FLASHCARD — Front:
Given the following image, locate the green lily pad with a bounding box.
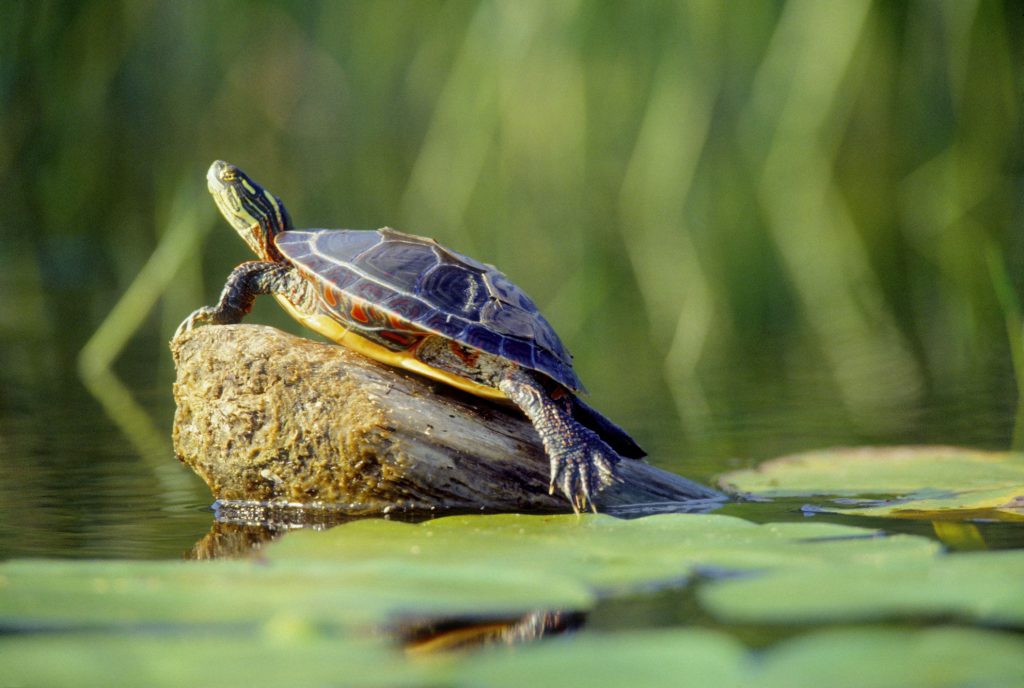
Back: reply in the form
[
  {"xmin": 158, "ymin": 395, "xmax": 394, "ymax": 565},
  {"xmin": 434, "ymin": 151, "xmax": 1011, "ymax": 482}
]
[
  {"xmin": 2, "ymin": 513, "xmax": 1023, "ymax": 686},
  {"xmin": 0, "ymin": 514, "xmax": 937, "ymax": 630},
  {"xmin": 0, "ymin": 556, "xmax": 592, "ymax": 629},
  {"xmin": 753, "ymin": 627, "xmax": 1024, "ymax": 688},
  {"xmin": 452, "ymin": 627, "xmax": 1024, "ymax": 688},
  {"xmin": 453, "ymin": 629, "xmax": 746, "ymax": 687},
  {"xmin": 6, "ymin": 624, "xmax": 1022, "ymax": 688},
  {"xmin": 718, "ymin": 446, "xmax": 1024, "ymax": 519},
  {"xmin": 1, "ymin": 633, "xmax": 429, "ymax": 688},
  {"xmin": 264, "ymin": 513, "xmax": 943, "ymax": 592},
  {"xmin": 699, "ymin": 549, "xmax": 1024, "ymax": 626}
]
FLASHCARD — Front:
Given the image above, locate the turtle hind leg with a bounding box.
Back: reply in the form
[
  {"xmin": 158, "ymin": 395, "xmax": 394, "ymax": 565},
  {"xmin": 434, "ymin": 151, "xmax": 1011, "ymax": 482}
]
[
  {"xmin": 174, "ymin": 260, "xmax": 309, "ymax": 338},
  {"xmin": 570, "ymin": 396, "xmax": 646, "ymax": 460},
  {"xmin": 498, "ymin": 368, "xmax": 621, "ymax": 513}
]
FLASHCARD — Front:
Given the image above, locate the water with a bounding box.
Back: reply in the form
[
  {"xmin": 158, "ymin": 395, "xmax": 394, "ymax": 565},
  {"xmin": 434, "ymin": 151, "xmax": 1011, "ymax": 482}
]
[
  {"xmin": 1, "ymin": 337, "xmax": 1019, "ymax": 561},
  {"xmin": 0, "ymin": 376, "xmax": 212, "ymax": 560}
]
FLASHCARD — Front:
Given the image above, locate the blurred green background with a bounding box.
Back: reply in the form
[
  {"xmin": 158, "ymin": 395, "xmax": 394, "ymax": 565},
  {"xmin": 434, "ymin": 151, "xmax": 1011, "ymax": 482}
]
[{"xmin": 1, "ymin": 1, "xmax": 1022, "ymax": 557}]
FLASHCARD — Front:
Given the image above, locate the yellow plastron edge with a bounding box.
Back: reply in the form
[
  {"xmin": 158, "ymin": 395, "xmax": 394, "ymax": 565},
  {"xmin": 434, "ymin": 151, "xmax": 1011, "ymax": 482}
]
[{"xmin": 273, "ymin": 294, "xmax": 507, "ymax": 401}]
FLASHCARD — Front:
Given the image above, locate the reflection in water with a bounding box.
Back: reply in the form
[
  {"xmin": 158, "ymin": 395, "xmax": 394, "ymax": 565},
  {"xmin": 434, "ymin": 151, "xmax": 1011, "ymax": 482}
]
[
  {"xmin": 76, "ymin": 184, "xmax": 212, "ymax": 498},
  {"xmin": 187, "ymin": 501, "xmax": 448, "ymax": 560},
  {"xmin": 188, "ymin": 509, "xmax": 590, "ymax": 656},
  {"xmin": 931, "ymin": 521, "xmax": 989, "ymax": 552},
  {"xmin": 604, "ymin": 498, "xmax": 728, "ymax": 519},
  {"xmin": 187, "ymin": 521, "xmax": 283, "ymax": 560},
  {"xmin": 185, "ymin": 503, "xmax": 372, "ymax": 560},
  {"xmin": 400, "ymin": 611, "xmax": 586, "ymax": 655}
]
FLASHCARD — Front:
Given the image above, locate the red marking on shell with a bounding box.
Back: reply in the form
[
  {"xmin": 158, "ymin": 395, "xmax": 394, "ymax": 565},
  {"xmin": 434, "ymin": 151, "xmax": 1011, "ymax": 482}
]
[
  {"xmin": 350, "ymin": 303, "xmax": 369, "ymax": 323},
  {"xmin": 388, "ymin": 314, "xmax": 424, "ymax": 333},
  {"xmin": 322, "ymin": 285, "xmax": 338, "ymax": 308}
]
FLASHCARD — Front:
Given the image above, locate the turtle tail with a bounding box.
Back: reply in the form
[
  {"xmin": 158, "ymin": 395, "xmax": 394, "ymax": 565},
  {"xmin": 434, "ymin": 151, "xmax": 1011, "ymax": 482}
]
[{"xmin": 570, "ymin": 397, "xmax": 646, "ymax": 460}]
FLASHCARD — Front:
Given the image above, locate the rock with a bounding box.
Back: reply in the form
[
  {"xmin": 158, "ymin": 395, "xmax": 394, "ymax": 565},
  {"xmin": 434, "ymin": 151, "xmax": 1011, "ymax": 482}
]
[{"xmin": 171, "ymin": 325, "xmax": 724, "ymax": 514}]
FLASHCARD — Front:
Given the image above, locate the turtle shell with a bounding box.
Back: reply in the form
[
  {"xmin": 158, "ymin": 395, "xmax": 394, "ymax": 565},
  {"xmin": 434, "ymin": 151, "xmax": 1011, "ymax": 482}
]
[{"xmin": 276, "ymin": 227, "xmax": 584, "ymax": 392}]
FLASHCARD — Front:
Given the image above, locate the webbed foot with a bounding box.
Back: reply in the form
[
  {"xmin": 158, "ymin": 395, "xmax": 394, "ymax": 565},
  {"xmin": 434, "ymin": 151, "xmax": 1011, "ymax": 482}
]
[
  {"xmin": 498, "ymin": 368, "xmax": 627, "ymax": 513},
  {"xmin": 548, "ymin": 428, "xmax": 622, "ymax": 513}
]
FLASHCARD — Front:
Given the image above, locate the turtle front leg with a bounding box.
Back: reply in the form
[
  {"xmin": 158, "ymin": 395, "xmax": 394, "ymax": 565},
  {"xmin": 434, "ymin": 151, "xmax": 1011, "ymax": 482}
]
[
  {"xmin": 174, "ymin": 261, "xmax": 311, "ymax": 338},
  {"xmin": 498, "ymin": 368, "xmax": 621, "ymax": 513}
]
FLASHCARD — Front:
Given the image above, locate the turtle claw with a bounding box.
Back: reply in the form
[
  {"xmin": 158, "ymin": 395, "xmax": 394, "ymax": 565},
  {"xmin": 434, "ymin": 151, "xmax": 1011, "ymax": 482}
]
[
  {"xmin": 174, "ymin": 310, "xmax": 201, "ymax": 340},
  {"xmin": 173, "ymin": 307, "xmax": 220, "ymax": 340},
  {"xmin": 548, "ymin": 430, "xmax": 621, "ymax": 514},
  {"xmin": 174, "ymin": 295, "xmax": 253, "ymax": 339},
  {"xmin": 497, "ymin": 369, "xmax": 634, "ymax": 514},
  {"xmin": 173, "ymin": 261, "xmax": 272, "ymax": 340}
]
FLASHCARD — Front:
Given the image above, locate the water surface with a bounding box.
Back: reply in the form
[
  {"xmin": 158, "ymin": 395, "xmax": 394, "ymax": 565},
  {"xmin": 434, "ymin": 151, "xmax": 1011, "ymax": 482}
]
[{"xmin": 1, "ymin": 338, "xmax": 1017, "ymax": 560}]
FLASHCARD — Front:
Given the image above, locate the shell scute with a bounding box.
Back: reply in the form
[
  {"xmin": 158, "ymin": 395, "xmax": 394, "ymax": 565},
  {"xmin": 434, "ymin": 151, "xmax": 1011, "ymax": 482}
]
[
  {"xmin": 481, "ymin": 300, "xmax": 538, "ymax": 336},
  {"xmin": 358, "ymin": 239, "xmax": 432, "ymax": 287},
  {"xmin": 315, "ymin": 262, "xmax": 358, "ymax": 291},
  {"xmin": 277, "ymin": 228, "xmax": 581, "ymax": 390},
  {"xmin": 316, "ymin": 229, "xmax": 382, "ymax": 258},
  {"xmin": 349, "ymin": 278, "xmax": 388, "ymax": 303},
  {"xmin": 533, "ymin": 325, "xmax": 570, "ymax": 361},
  {"xmin": 418, "ymin": 309, "xmax": 454, "ymax": 333},
  {"xmin": 488, "ymin": 273, "xmax": 537, "ymax": 311},
  {"xmin": 534, "ymin": 349, "xmax": 567, "ymax": 380},
  {"xmin": 419, "ymin": 263, "xmax": 488, "ymax": 317},
  {"xmin": 383, "ymin": 294, "xmax": 430, "ymax": 321},
  {"xmin": 499, "ymin": 337, "xmax": 535, "ymax": 368},
  {"xmin": 463, "ymin": 324, "xmax": 505, "ymax": 354}
]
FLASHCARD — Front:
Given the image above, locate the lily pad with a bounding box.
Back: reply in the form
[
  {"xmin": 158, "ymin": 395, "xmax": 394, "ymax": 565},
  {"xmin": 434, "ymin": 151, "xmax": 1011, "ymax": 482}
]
[
  {"xmin": 264, "ymin": 512, "xmax": 942, "ymax": 592},
  {"xmin": 5, "ymin": 623, "xmax": 1022, "ymax": 688},
  {"xmin": 0, "ymin": 556, "xmax": 593, "ymax": 629},
  {"xmin": 2, "ymin": 512, "xmax": 1023, "ymax": 686},
  {"xmin": 718, "ymin": 446, "xmax": 1024, "ymax": 519},
  {"xmin": 0, "ymin": 514, "xmax": 937, "ymax": 630},
  {"xmin": 753, "ymin": 627, "xmax": 1024, "ymax": 688},
  {"xmin": 453, "ymin": 629, "xmax": 746, "ymax": 687},
  {"xmin": 1, "ymin": 633, "xmax": 427, "ymax": 688},
  {"xmin": 770, "ymin": 630, "xmax": 1024, "ymax": 688},
  {"xmin": 699, "ymin": 549, "xmax": 1024, "ymax": 626},
  {"xmin": 452, "ymin": 627, "xmax": 1024, "ymax": 688}
]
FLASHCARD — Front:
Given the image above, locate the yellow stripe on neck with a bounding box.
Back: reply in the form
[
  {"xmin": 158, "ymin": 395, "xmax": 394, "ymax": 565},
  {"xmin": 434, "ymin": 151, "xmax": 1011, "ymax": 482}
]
[{"xmin": 274, "ymin": 295, "xmax": 506, "ymax": 400}]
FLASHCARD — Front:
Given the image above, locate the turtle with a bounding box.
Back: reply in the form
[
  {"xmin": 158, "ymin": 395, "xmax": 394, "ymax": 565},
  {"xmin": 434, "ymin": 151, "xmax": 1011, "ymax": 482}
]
[{"xmin": 175, "ymin": 160, "xmax": 644, "ymax": 511}]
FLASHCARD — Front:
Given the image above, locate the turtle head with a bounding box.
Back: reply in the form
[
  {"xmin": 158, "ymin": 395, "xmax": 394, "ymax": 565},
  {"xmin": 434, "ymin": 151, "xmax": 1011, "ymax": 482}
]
[{"xmin": 207, "ymin": 161, "xmax": 292, "ymax": 262}]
